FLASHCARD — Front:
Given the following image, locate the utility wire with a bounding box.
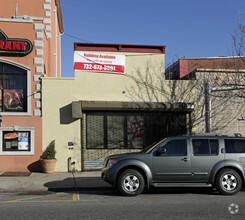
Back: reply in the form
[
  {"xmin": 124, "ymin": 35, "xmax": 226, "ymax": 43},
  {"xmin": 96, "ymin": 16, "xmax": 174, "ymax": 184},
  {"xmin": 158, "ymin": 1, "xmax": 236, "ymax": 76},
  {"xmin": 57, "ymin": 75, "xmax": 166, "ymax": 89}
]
[{"xmin": 63, "ymin": 33, "xmax": 93, "ymax": 43}]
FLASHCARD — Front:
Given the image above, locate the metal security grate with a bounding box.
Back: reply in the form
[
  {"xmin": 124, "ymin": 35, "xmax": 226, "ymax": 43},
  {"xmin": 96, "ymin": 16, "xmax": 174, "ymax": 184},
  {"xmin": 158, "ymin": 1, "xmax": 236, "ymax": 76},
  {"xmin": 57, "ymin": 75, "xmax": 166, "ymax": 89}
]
[
  {"xmin": 86, "ymin": 111, "xmax": 188, "ymax": 149},
  {"xmin": 87, "ymin": 114, "xmax": 104, "ymax": 149},
  {"xmin": 107, "ymin": 115, "xmax": 125, "ymax": 149}
]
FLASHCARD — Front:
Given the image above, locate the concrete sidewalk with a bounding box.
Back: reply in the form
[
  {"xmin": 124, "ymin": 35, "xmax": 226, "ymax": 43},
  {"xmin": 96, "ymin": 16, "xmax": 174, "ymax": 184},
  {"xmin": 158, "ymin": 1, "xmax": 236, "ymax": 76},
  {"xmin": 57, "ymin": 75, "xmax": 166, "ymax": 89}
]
[{"xmin": 0, "ymin": 171, "xmax": 111, "ymax": 192}]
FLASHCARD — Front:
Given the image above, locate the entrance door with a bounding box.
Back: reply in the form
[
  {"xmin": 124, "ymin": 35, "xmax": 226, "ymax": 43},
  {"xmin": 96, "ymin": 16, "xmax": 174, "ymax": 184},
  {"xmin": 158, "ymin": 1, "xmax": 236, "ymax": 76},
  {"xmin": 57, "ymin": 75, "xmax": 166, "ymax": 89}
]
[
  {"xmin": 190, "ymin": 138, "xmax": 224, "ymax": 182},
  {"xmin": 152, "ymin": 139, "xmax": 192, "ymax": 182}
]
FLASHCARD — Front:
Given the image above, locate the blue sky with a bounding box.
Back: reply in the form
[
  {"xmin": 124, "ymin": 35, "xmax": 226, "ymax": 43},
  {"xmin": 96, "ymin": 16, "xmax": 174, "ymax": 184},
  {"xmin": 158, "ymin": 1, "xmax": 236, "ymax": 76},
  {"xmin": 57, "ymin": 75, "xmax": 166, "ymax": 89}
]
[{"xmin": 60, "ymin": 0, "xmax": 245, "ymax": 77}]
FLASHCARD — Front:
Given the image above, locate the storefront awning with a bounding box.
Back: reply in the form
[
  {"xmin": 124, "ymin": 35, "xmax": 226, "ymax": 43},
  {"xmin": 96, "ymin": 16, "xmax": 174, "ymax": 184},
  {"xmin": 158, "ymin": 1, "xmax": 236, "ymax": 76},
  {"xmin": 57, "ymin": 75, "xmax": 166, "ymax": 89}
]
[{"xmin": 72, "ymin": 101, "xmax": 194, "ymax": 119}]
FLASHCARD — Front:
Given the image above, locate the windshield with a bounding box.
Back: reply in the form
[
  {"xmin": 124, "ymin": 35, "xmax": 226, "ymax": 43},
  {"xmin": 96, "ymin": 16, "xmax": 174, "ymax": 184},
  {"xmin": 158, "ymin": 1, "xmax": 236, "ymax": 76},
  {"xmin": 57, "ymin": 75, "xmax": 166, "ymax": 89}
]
[{"xmin": 141, "ymin": 139, "xmax": 166, "ymax": 154}]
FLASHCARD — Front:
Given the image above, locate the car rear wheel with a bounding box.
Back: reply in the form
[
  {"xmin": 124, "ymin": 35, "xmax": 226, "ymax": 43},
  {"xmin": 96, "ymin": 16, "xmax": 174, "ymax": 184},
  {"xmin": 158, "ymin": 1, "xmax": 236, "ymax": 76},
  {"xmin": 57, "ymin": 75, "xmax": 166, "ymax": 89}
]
[
  {"xmin": 215, "ymin": 169, "xmax": 242, "ymax": 195},
  {"xmin": 117, "ymin": 169, "xmax": 145, "ymax": 196}
]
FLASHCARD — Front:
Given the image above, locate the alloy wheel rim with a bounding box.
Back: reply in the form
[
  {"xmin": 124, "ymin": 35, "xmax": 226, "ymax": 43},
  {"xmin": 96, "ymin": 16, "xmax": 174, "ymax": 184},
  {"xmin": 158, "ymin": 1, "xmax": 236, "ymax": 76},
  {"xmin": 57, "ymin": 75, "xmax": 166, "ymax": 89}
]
[
  {"xmin": 221, "ymin": 174, "xmax": 237, "ymax": 191},
  {"xmin": 123, "ymin": 175, "xmax": 140, "ymax": 192}
]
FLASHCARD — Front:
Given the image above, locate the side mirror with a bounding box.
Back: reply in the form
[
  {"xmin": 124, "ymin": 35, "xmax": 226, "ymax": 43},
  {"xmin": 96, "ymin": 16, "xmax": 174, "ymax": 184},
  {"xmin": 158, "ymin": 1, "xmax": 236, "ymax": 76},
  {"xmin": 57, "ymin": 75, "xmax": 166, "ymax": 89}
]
[{"xmin": 156, "ymin": 147, "xmax": 166, "ymax": 156}]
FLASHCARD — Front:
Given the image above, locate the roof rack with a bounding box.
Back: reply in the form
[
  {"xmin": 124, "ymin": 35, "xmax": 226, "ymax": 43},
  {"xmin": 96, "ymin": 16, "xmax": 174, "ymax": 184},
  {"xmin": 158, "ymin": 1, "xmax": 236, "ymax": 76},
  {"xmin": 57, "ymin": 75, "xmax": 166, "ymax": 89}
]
[{"xmin": 189, "ymin": 133, "xmax": 243, "ymax": 137}]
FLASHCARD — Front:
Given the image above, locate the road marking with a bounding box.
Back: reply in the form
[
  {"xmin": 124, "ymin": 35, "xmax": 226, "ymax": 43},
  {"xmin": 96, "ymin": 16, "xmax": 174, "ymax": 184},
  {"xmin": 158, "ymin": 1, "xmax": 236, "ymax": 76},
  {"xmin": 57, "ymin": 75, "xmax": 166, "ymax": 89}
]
[
  {"xmin": 0, "ymin": 192, "xmax": 66, "ymax": 204},
  {"xmin": 77, "ymin": 192, "xmax": 80, "ymax": 201},
  {"xmin": 72, "ymin": 192, "xmax": 80, "ymax": 201},
  {"xmin": 0, "ymin": 200, "xmax": 74, "ymax": 203},
  {"xmin": 0, "ymin": 192, "xmax": 98, "ymax": 204},
  {"xmin": 0, "ymin": 199, "xmax": 98, "ymax": 204},
  {"xmin": 72, "ymin": 192, "xmax": 77, "ymax": 201}
]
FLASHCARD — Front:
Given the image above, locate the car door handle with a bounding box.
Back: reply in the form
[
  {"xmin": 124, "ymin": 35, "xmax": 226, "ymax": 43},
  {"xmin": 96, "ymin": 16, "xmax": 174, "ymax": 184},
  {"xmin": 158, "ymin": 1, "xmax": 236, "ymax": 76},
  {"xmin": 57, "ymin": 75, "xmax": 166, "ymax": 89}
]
[{"xmin": 181, "ymin": 157, "xmax": 190, "ymax": 162}]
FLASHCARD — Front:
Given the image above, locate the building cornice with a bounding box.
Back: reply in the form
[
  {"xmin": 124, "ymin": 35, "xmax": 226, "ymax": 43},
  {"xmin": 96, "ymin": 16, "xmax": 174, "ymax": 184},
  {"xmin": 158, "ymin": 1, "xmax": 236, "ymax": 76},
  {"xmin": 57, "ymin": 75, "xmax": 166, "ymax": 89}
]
[{"xmin": 74, "ymin": 42, "xmax": 166, "ymax": 54}]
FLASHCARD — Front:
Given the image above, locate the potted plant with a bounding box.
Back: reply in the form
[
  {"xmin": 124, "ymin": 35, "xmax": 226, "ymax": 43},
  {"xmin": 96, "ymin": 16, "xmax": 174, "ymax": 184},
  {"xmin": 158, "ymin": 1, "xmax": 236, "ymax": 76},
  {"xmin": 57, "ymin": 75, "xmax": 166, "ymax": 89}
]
[{"xmin": 40, "ymin": 140, "xmax": 57, "ymax": 174}]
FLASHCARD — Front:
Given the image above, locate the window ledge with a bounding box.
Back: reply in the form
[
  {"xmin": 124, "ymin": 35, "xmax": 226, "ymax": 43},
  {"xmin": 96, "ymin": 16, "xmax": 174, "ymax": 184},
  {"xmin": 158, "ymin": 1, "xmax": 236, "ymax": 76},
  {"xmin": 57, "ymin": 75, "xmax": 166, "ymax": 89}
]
[{"xmin": 0, "ymin": 112, "xmax": 31, "ymax": 116}]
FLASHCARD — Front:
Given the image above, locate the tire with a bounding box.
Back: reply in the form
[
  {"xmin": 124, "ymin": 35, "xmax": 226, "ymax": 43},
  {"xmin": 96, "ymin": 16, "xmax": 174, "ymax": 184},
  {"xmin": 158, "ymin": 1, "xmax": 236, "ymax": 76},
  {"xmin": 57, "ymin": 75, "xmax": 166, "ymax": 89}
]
[
  {"xmin": 117, "ymin": 169, "xmax": 145, "ymax": 196},
  {"xmin": 215, "ymin": 169, "xmax": 242, "ymax": 195}
]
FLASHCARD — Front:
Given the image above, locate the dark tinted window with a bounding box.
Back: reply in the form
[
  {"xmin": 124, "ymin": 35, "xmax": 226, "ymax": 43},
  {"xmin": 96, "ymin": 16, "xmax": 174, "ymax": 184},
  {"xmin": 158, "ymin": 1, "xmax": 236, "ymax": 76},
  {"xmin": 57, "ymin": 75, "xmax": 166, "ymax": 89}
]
[
  {"xmin": 225, "ymin": 139, "xmax": 245, "ymax": 153},
  {"xmin": 161, "ymin": 139, "xmax": 187, "ymax": 156},
  {"xmin": 4, "ymin": 63, "xmax": 26, "ymax": 74},
  {"xmin": 193, "ymin": 139, "xmax": 219, "ymax": 155}
]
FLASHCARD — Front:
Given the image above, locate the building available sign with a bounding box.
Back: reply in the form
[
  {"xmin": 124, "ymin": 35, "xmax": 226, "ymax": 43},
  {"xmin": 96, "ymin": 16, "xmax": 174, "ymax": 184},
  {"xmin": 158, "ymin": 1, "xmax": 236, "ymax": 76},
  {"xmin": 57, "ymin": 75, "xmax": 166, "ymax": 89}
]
[
  {"xmin": 0, "ymin": 30, "xmax": 33, "ymax": 56},
  {"xmin": 74, "ymin": 51, "xmax": 125, "ymax": 74}
]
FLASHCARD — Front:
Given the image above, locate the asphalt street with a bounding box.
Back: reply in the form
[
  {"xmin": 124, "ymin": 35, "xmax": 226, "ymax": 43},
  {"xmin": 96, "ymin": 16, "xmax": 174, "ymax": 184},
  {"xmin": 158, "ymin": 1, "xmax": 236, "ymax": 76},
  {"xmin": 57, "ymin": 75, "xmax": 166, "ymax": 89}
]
[{"xmin": 0, "ymin": 187, "xmax": 244, "ymax": 220}]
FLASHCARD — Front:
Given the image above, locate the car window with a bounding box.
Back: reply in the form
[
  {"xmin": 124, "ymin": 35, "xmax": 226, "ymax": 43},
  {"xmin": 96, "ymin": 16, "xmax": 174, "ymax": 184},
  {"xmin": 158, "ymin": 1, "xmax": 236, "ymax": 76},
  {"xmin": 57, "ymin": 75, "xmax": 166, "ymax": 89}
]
[
  {"xmin": 160, "ymin": 139, "xmax": 187, "ymax": 156},
  {"xmin": 210, "ymin": 139, "xmax": 219, "ymax": 154},
  {"xmin": 225, "ymin": 139, "xmax": 245, "ymax": 153},
  {"xmin": 192, "ymin": 139, "xmax": 219, "ymax": 156}
]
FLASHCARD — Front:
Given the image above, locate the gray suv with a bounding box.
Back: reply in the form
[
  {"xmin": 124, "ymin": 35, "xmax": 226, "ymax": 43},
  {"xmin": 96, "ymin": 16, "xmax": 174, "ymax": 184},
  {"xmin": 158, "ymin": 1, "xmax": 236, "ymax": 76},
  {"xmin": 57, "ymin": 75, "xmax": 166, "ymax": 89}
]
[{"xmin": 101, "ymin": 133, "xmax": 245, "ymax": 196}]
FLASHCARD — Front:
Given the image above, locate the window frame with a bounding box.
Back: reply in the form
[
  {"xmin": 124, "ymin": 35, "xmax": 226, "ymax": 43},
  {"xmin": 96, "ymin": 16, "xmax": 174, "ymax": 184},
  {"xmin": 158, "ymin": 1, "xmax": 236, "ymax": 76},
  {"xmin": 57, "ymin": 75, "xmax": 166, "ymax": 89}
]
[
  {"xmin": 0, "ymin": 59, "xmax": 31, "ymax": 116},
  {"xmin": 0, "ymin": 127, "xmax": 34, "ymax": 155}
]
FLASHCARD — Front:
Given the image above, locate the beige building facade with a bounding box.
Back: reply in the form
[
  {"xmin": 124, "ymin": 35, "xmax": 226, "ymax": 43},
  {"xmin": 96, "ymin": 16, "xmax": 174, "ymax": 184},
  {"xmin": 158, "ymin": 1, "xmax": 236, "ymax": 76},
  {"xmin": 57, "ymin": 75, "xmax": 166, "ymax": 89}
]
[{"xmin": 42, "ymin": 43, "xmax": 196, "ymax": 172}]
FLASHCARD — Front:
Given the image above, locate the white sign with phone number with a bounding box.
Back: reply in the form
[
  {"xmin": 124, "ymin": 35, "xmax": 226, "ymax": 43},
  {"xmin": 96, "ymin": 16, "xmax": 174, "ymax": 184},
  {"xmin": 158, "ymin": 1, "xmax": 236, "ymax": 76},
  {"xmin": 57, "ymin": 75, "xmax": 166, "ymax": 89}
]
[{"xmin": 74, "ymin": 51, "xmax": 125, "ymax": 74}]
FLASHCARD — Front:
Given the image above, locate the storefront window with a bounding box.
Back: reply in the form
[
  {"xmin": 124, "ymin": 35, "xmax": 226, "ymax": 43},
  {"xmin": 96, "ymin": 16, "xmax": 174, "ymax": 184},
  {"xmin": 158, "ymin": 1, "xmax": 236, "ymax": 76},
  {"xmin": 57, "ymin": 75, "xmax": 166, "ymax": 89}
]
[
  {"xmin": 0, "ymin": 62, "xmax": 27, "ymax": 112},
  {"xmin": 86, "ymin": 112, "xmax": 187, "ymax": 149}
]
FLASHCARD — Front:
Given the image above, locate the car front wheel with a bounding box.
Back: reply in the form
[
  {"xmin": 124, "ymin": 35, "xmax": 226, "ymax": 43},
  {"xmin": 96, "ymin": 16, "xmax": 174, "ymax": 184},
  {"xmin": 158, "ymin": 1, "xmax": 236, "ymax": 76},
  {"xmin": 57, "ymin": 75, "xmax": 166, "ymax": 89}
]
[
  {"xmin": 117, "ymin": 169, "xmax": 145, "ymax": 196},
  {"xmin": 215, "ymin": 169, "xmax": 242, "ymax": 195}
]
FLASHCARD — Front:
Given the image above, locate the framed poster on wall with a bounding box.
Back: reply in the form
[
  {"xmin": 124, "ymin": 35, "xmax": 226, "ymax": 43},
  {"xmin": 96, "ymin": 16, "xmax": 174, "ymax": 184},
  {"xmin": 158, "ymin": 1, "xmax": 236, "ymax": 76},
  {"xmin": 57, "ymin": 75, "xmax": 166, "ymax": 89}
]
[
  {"xmin": 18, "ymin": 132, "xmax": 29, "ymax": 150},
  {"xmin": 3, "ymin": 131, "xmax": 30, "ymax": 151},
  {"xmin": 3, "ymin": 89, "xmax": 24, "ymax": 111}
]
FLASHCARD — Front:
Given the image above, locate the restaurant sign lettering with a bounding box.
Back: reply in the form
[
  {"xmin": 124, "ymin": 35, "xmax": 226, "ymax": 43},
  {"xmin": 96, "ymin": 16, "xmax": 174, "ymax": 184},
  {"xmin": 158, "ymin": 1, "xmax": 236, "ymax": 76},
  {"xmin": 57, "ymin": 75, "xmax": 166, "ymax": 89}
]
[{"xmin": 0, "ymin": 30, "xmax": 33, "ymax": 56}]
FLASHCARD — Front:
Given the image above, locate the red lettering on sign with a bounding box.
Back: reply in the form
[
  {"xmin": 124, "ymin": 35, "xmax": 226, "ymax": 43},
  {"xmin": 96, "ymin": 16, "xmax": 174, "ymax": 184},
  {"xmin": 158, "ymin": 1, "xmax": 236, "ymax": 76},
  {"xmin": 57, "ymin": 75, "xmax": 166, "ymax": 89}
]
[
  {"xmin": 4, "ymin": 41, "xmax": 12, "ymax": 50},
  {"xmin": 20, "ymin": 42, "xmax": 26, "ymax": 50},
  {"xmin": 12, "ymin": 41, "xmax": 21, "ymax": 50},
  {"xmin": 0, "ymin": 41, "xmax": 4, "ymax": 49},
  {"xmin": 0, "ymin": 30, "xmax": 33, "ymax": 55}
]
